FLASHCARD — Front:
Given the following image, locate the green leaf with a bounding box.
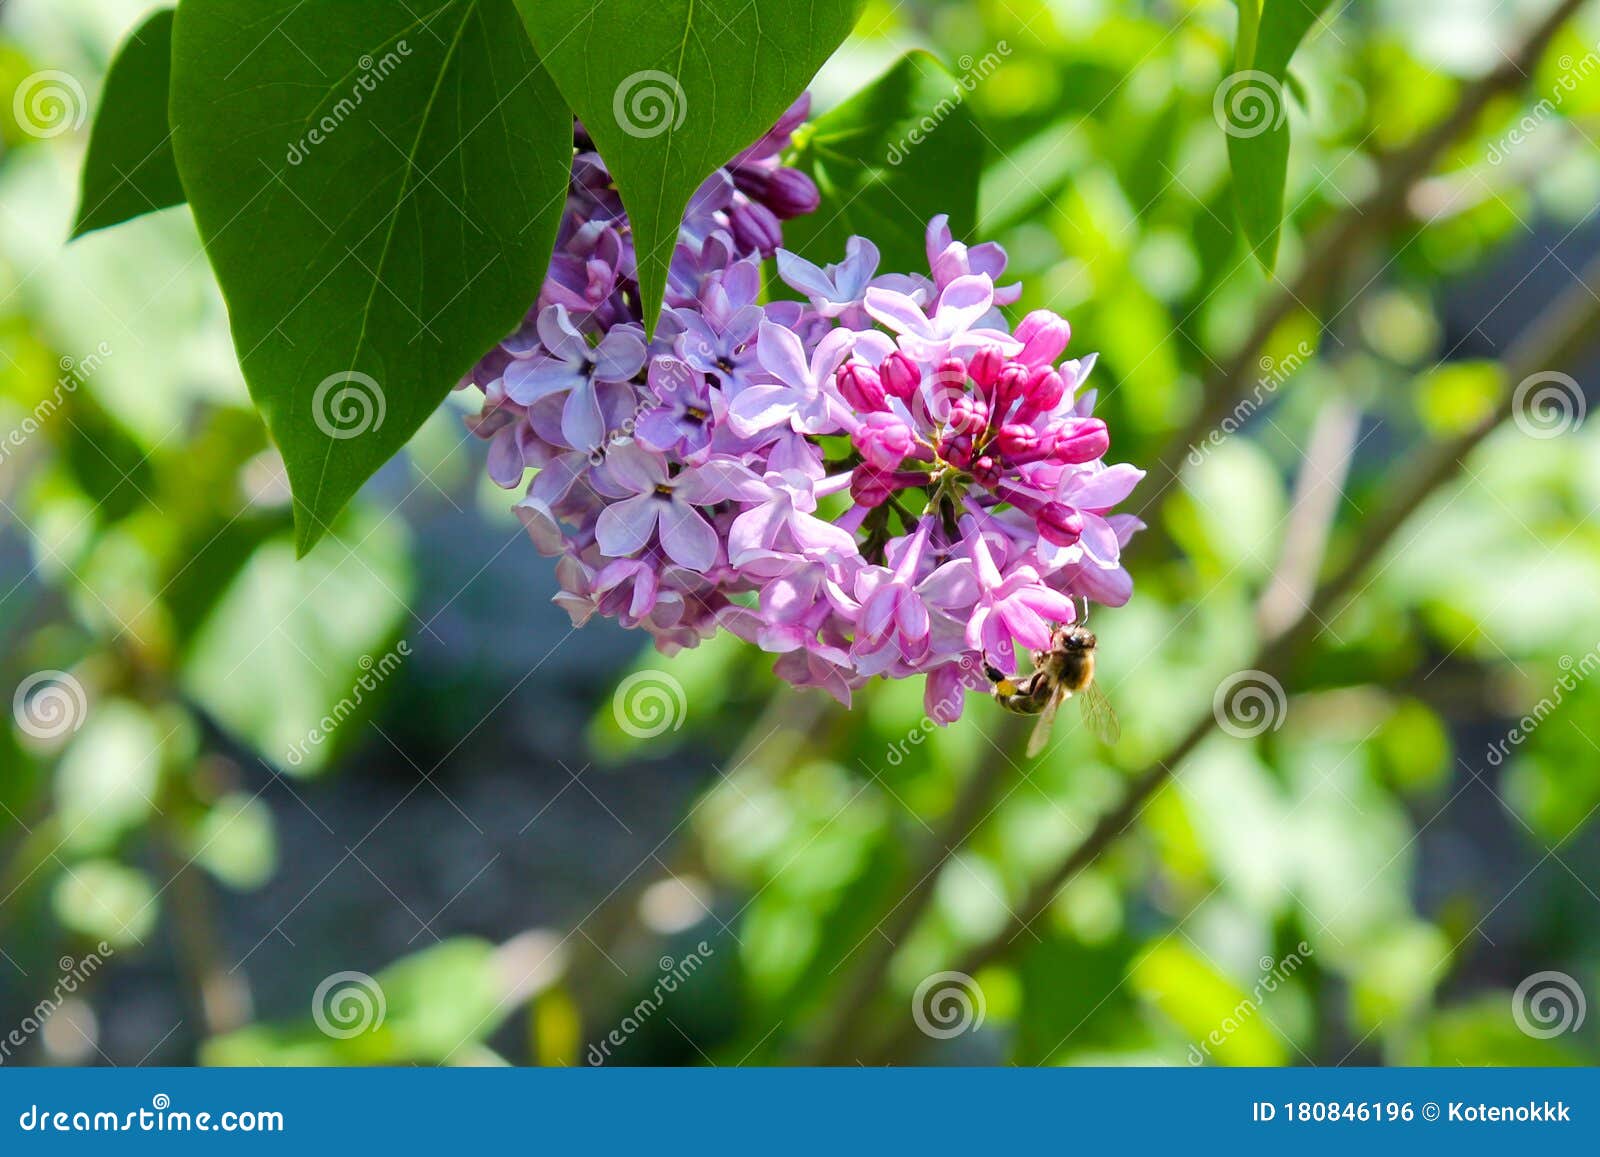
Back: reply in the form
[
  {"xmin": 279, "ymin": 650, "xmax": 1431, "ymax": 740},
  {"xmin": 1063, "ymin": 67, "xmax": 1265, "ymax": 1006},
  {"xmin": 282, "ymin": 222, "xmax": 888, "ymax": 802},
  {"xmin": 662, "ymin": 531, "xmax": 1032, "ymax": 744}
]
[
  {"xmin": 513, "ymin": 0, "xmax": 862, "ymax": 334},
  {"xmin": 178, "ymin": 508, "xmax": 412, "ymax": 774},
  {"xmin": 1223, "ymin": 0, "xmax": 1332, "ymax": 271},
  {"xmin": 782, "ymin": 52, "xmax": 985, "ymax": 278},
  {"xmin": 72, "ymin": 8, "xmax": 185, "ymax": 238},
  {"xmin": 170, "ymin": 0, "xmax": 573, "ymax": 555}
]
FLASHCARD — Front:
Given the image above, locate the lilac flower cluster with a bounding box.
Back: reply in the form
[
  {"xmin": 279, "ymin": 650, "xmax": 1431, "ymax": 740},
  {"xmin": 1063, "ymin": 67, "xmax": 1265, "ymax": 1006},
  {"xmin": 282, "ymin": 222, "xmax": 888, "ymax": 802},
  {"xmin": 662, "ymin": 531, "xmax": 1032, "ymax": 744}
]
[{"xmin": 465, "ymin": 97, "xmax": 1143, "ymax": 723}]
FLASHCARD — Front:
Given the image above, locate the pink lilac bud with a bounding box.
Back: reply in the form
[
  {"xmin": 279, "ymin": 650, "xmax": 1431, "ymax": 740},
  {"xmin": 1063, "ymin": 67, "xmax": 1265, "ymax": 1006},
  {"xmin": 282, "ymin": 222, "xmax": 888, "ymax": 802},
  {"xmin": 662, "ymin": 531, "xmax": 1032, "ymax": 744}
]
[
  {"xmin": 939, "ymin": 432, "xmax": 974, "ymax": 469},
  {"xmin": 967, "ymin": 345, "xmax": 1006, "ymax": 391},
  {"xmin": 991, "ymin": 363, "xmax": 1032, "ymax": 419},
  {"xmin": 1014, "ymin": 310, "xmax": 1071, "ymax": 367},
  {"xmin": 851, "ymin": 465, "xmax": 895, "ymax": 508},
  {"xmin": 1025, "ymin": 367, "xmax": 1066, "ymax": 413},
  {"xmin": 971, "ymin": 455, "xmax": 1002, "ymax": 488},
  {"xmin": 836, "ymin": 362, "xmax": 887, "ymax": 412},
  {"xmin": 1035, "ymin": 503, "xmax": 1085, "ymax": 547},
  {"xmin": 880, "ymin": 351, "xmax": 922, "ymax": 400},
  {"xmin": 997, "ymin": 423, "xmax": 1050, "ymax": 462},
  {"xmin": 947, "ymin": 396, "xmax": 989, "ymax": 436},
  {"xmin": 853, "ymin": 411, "xmax": 915, "ymax": 469},
  {"xmin": 931, "ymin": 356, "xmax": 969, "ymax": 392},
  {"xmin": 1051, "ymin": 417, "xmax": 1110, "ymax": 464}
]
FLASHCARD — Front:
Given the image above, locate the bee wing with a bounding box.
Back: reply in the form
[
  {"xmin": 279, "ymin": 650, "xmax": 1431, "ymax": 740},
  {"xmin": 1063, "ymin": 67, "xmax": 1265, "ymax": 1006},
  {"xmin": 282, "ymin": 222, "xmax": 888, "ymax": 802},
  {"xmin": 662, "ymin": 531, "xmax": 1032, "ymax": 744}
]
[
  {"xmin": 1025, "ymin": 689, "xmax": 1065, "ymax": 759},
  {"xmin": 1078, "ymin": 679, "xmax": 1121, "ymax": 746}
]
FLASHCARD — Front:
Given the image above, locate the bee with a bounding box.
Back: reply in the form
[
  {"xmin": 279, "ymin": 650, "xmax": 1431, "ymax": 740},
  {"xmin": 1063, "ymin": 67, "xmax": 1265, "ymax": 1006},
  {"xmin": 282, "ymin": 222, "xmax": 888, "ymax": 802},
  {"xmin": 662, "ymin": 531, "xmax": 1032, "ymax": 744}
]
[{"xmin": 985, "ymin": 622, "xmax": 1120, "ymax": 757}]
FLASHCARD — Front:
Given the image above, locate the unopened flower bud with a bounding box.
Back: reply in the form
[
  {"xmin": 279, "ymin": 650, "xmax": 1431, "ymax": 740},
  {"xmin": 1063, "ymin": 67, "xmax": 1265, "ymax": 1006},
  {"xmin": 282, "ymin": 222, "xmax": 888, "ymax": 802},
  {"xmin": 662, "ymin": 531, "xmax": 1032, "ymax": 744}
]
[
  {"xmin": 836, "ymin": 362, "xmax": 887, "ymax": 412},
  {"xmin": 972, "ymin": 455, "xmax": 1002, "ymax": 488},
  {"xmin": 1051, "ymin": 417, "xmax": 1110, "ymax": 464},
  {"xmin": 997, "ymin": 423, "xmax": 1049, "ymax": 462},
  {"xmin": 729, "ymin": 198, "xmax": 782, "ymax": 256},
  {"xmin": 853, "ymin": 412, "xmax": 915, "ymax": 469},
  {"xmin": 939, "ymin": 432, "xmax": 974, "ymax": 469},
  {"xmin": 967, "ymin": 345, "xmax": 1006, "ymax": 391},
  {"xmin": 762, "ymin": 168, "xmax": 821, "ymax": 219},
  {"xmin": 1024, "ymin": 367, "xmax": 1066, "ymax": 413},
  {"xmin": 850, "ymin": 464, "xmax": 895, "ymax": 508},
  {"xmin": 947, "ymin": 396, "xmax": 989, "ymax": 436},
  {"xmin": 1014, "ymin": 310, "xmax": 1071, "ymax": 367},
  {"xmin": 1035, "ymin": 503, "xmax": 1084, "ymax": 547},
  {"xmin": 992, "ymin": 363, "xmax": 1032, "ymax": 418},
  {"xmin": 880, "ymin": 351, "xmax": 922, "ymax": 400}
]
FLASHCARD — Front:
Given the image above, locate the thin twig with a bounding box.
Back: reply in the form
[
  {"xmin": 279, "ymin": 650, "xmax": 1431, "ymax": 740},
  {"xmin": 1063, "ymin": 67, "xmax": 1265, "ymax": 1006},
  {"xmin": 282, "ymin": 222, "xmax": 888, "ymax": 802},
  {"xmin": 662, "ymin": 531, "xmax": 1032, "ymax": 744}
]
[{"xmin": 854, "ymin": 249, "xmax": 1600, "ymax": 1065}]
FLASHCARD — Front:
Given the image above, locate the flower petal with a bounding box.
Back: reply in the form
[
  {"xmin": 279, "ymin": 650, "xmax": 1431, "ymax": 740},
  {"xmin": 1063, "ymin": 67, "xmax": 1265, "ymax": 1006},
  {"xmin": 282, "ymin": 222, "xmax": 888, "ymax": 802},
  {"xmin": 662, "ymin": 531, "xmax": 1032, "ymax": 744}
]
[
  {"xmin": 659, "ymin": 505, "xmax": 719, "ymax": 572},
  {"xmin": 595, "ymin": 494, "xmax": 660, "ymax": 558}
]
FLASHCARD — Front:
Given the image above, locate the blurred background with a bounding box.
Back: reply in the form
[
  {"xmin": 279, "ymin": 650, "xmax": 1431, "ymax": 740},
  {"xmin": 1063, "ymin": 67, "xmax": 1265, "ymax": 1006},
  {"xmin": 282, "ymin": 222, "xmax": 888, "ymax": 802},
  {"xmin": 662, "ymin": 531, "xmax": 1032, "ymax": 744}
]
[{"xmin": 3, "ymin": 0, "xmax": 1600, "ymax": 1067}]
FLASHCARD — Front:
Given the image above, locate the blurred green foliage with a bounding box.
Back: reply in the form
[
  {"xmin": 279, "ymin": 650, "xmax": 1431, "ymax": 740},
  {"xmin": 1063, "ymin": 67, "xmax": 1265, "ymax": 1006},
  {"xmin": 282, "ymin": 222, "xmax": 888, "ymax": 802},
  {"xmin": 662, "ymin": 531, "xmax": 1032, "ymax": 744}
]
[{"xmin": 3, "ymin": 0, "xmax": 1600, "ymax": 1068}]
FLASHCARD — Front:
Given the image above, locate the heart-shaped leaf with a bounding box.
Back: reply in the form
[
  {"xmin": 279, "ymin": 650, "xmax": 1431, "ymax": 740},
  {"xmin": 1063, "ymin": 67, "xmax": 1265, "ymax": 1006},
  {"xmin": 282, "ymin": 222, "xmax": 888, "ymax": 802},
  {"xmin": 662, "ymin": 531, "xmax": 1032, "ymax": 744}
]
[
  {"xmin": 170, "ymin": 0, "xmax": 573, "ymax": 554},
  {"xmin": 782, "ymin": 51, "xmax": 984, "ymax": 278},
  {"xmin": 513, "ymin": 0, "xmax": 863, "ymax": 334},
  {"xmin": 73, "ymin": 8, "xmax": 185, "ymax": 238}
]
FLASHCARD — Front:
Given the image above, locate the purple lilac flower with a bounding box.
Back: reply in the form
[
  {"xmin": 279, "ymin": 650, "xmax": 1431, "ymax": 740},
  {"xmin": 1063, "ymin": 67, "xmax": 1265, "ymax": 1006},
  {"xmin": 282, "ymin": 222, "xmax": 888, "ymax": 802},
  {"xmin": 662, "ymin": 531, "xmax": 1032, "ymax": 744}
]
[{"xmin": 464, "ymin": 98, "xmax": 1143, "ymax": 724}]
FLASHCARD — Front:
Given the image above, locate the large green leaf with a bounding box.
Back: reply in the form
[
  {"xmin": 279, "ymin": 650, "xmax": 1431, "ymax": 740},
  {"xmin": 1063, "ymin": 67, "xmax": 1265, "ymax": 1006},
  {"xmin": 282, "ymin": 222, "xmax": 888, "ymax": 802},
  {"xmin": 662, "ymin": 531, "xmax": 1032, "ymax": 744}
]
[
  {"xmin": 782, "ymin": 52, "xmax": 984, "ymax": 278},
  {"xmin": 72, "ymin": 8, "xmax": 185, "ymax": 238},
  {"xmin": 513, "ymin": 0, "xmax": 862, "ymax": 334},
  {"xmin": 170, "ymin": 0, "xmax": 573, "ymax": 554},
  {"xmin": 1222, "ymin": 0, "xmax": 1331, "ymax": 271}
]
